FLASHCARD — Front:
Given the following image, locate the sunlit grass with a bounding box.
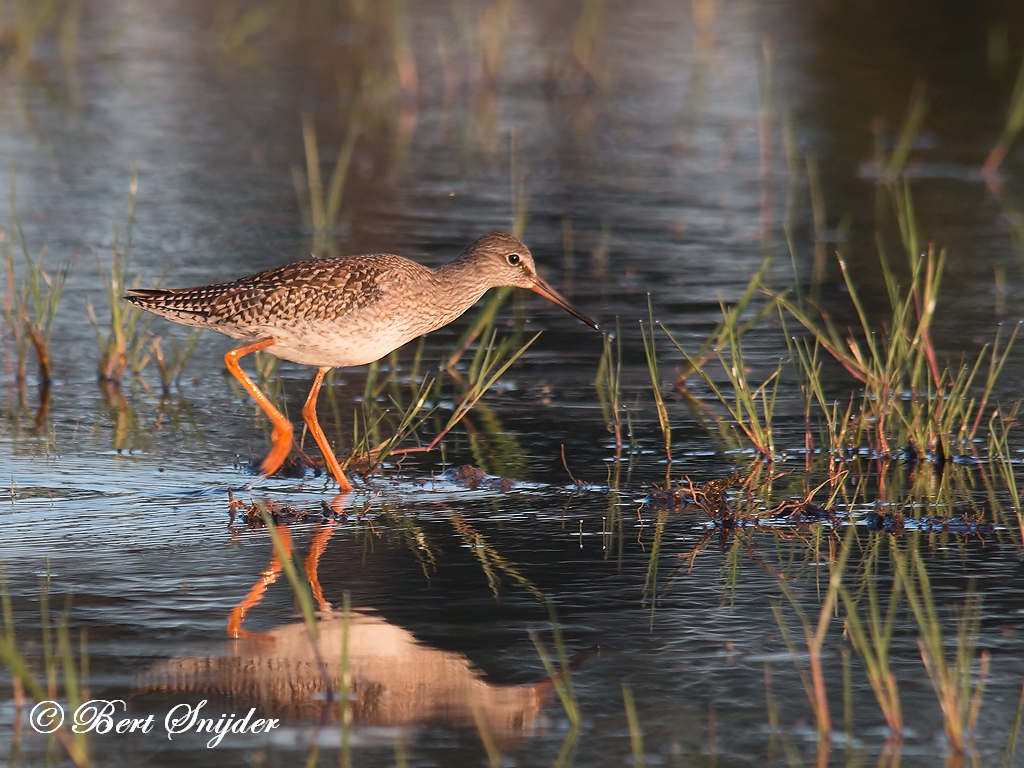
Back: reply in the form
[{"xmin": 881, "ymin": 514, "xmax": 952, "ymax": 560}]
[
  {"xmin": 662, "ymin": 258, "xmax": 780, "ymax": 458},
  {"xmin": 293, "ymin": 107, "xmax": 362, "ymax": 257},
  {"xmin": 150, "ymin": 329, "xmax": 202, "ymax": 395},
  {"xmin": 595, "ymin": 322, "xmax": 624, "ymax": 458},
  {"xmin": 985, "ymin": 55, "xmax": 1024, "ymax": 176},
  {"xmin": 529, "ymin": 603, "xmax": 581, "ymax": 729},
  {"xmin": 1, "ymin": 172, "xmax": 70, "ymax": 388},
  {"xmin": 87, "ymin": 169, "xmax": 157, "ymax": 385},
  {"xmin": 0, "ymin": 569, "xmax": 92, "ymax": 767},
  {"xmin": 840, "ymin": 536, "xmax": 903, "ymax": 737},
  {"xmin": 427, "ymin": 329, "xmax": 539, "ymax": 454},
  {"xmin": 894, "ymin": 543, "xmax": 990, "ymax": 757},
  {"xmin": 622, "ymin": 682, "xmax": 644, "ymax": 768},
  {"xmin": 640, "ymin": 297, "xmax": 671, "ymax": 468},
  {"xmin": 771, "ymin": 182, "xmax": 1018, "ymax": 467},
  {"xmin": 987, "ymin": 406, "xmax": 1024, "ymax": 545},
  {"xmin": 771, "ymin": 526, "xmax": 855, "ymax": 747}
]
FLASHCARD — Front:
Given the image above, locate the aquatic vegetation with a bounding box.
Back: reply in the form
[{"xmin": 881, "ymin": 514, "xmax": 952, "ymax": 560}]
[
  {"xmin": 640, "ymin": 297, "xmax": 670, "ymax": 467},
  {"xmin": 778, "ymin": 204, "xmax": 1015, "ymax": 462},
  {"xmin": 987, "ymin": 407, "xmax": 1024, "ymax": 544},
  {"xmin": 355, "ymin": 371, "xmax": 436, "ymax": 469},
  {"xmin": 450, "ymin": 513, "xmax": 544, "ymax": 601},
  {"xmin": 0, "ymin": 175, "xmax": 70, "ymax": 388},
  {"xmin": 839, "ymin": 537, "xmax": 903, "ymax": 737},
  {"xmin": 529, "ymin": 604, "xmax": 581, "ymax": 729},
  {"xmin": 879, "ymin": 82, "xmax": 929, "ymax": 184},
  {"xmin": 984, "ymin": 55, "xmax": 1024, "ymax": 176},
  {"xmin": 894, "ymin": 544, "xmax": 990, "ymax": 757},
  {"xmin": 662, "ymin": 258, "xmax": 778, "ymax": 458},
  {"xmin": 670, "ymin": 304, "xmax": 781, "ymax": 459},
  {"xmin": 384, "ymin": 328, "xmax": 539, "ymax": 465},
  {"xmin": 622, "ymin": 682, "xmax": 644, "ymax": 768},
  {"xmin": 657, "ymin": 172, "xmax": 1016, "ymax": 480},
  {"xmin": 87, "ymin": 170, "xmax": 155, "ymax": 385},
  {"xmin": 149, "ymin": 329, "xmax": 202, "ymax": 395},
  {"xmin": 594, "ymin": 323, "xmax": 624, "ymax": 457},
  {"xmin": 293, "ymin": 108, "xmax": 362, "ymax": 257},
  {"xmin": 771, "ymin": 527, "xmax": 854, "ymax": 747},
  {"xmin": 0, "ymin": 573, "xmax": 91, "ymax": 767},
  {"xmin": 1003, "ymin": 679, "xmax": 1024, "ymax": 768}
]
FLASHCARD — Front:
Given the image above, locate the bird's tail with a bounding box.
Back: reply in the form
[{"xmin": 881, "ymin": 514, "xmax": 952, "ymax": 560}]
[{"xmin": 124, "ymin": 287, "xmax": 223, "ymax": 329}]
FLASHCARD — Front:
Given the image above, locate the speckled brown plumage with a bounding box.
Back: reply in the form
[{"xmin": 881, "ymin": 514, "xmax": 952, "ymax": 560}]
[{"xmin": 127, "ymin": 255, "xmax": 399, "ymax": 328}]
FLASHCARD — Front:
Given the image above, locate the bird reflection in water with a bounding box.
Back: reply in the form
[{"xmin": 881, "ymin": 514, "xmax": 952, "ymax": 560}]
[{"xmin": 143, "ymin": 522, "xmax": 552, "ymax": 744}]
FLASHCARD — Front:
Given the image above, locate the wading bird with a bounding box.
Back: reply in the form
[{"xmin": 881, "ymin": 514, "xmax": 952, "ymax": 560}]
[{"xmin": 126, "ymin": 232, "xmax": 597, "ymax": 492}]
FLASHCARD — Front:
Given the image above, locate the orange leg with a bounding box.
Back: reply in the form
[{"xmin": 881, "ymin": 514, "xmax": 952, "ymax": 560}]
[
  {"xmin": 302, "ymin": 366, "xmax": 353, "ymax": 492},
  {"xmin": 226, "ymin": 526, "xmax": 293, "ymax": 638},
  {"xmin": 225, "ymin": 339, "xmax": 293, "ymax": 477},
  {"xmin": 304, "ymin": 523, "xmax": 338, "ymax": 612}
]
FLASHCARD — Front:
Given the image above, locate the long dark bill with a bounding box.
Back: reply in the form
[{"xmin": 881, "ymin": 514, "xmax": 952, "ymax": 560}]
[{"xmin": 530, "ymin": 277, "xmax": 598, "ymax": 330}]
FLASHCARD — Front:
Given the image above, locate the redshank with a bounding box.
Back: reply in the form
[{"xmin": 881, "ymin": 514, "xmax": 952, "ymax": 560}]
[{"xmin": 125, "ymin": 232, "xmax": 596, "ymax": 492}]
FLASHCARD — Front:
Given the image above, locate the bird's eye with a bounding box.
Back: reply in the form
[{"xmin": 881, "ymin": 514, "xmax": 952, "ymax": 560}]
[{"xmin": 507, "ymin": 253, "xmax": 521, "ymax": 266}]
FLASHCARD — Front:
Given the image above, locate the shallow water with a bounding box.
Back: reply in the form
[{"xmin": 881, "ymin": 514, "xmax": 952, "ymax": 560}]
[{"xmin": 4, "ymin": 1, "xmax": 1024, "ymax": 766}]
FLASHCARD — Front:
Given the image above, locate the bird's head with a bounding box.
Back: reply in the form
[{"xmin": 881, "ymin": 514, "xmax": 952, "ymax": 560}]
[{"xmin": 462, "ymin": 231, "xmax": 598, "ymax": 329}]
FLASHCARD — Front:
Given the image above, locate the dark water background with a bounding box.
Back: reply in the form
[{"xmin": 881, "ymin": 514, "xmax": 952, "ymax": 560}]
[{"xmin": 4, "ymin": 1, "xmax": 1024, "ymax": 766}]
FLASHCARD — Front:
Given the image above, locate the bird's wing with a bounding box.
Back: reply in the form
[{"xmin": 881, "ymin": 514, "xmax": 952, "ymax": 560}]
[
  {"xmin": 124, "ymin": 255, "xmax": 416, "ymax": 329},
  {"xmin": 217, "ymin": 255, "xmax": 416, "ymax": 325}
]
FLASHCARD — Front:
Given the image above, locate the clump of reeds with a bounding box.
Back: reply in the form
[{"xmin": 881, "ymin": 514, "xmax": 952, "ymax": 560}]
[
  {"xmin": 984, "ymin": 55, "xmax": 1024, "ymax": 177},
  {"xmin": 771, "ymin": 526, "xmax": 855, "ymax": 749},
  {"xmin": 640, "ymin": 297, "xmax": 671, "ymax": 467},
  {"xmin": 0, "ymin": 570, "xmax": 92, "ymax": 767},
  {"xmin": 529, "ymin": 603, "xmax": 581, "ymax": 730},
  {"xmin": 776, "ymin": 180, "xmax": 1017, "ymax": 466},
  {"xmin": 87, "ymin": 169, "xmax": 155, "ymax": 385},
  {"xmin": 839, "ymin": 536, "xmax": 903, "ymax": 738},
  {"xmin": 894, "ymin": 544, "xmax": 990, "ymax": 756},
  {"xmin": 662, "ymin": 259, "xmax": 779, "ymax": 459},
  {"xmin": 674, "ymin": 93, "xmax": 1017, "ymax": 476},
  {"xmin": 353, "ymin": 371, "xmax": 436, "ymax": 469},
  {"xmin": 150, "ymin": 329, "xmax": 202, "ymax": 395},
  {"xmin": 342, "ymin": 327, "xmax": 538, "ymax": 476},
  {"xmin": 595, "ymin": 322, "xmax": 624, "ymax": 458},
  {"xmin": 1, "ymin": 173, "xmax": 70, "ymax": 388},
  {"xmin": 292, "ymin": 107, "xmax": 362, "ymax": 257}
]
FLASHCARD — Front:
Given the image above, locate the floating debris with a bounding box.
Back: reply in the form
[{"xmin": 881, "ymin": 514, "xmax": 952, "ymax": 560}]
[
  {"xmin": 645, "ymin": 472, "xmax": 744, "ymax": 515},
  {"xmin": 228, "ymin": 491, "xmax": 343, "ymax": 527},
  {"xmin": 648, "ymin": 468, "xmax": 998, "ymax": 538},
  {"xmin": 767, "ymin": 499, "xmax": 835, "ymax": 525},
  {"xmin": 247, "ymin": 452, "xmax": 322, "ymax": 479},
  {"xmin": 441, "ymin": 465, "xmax": 515, "ymax": 493},
  {"xmin": 863, "ymin": 510, "xmax": 904, "ymax": 533},
  {"xmin": 864, "ymin": 511, "xmax": 995, "ymax": 535}
]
